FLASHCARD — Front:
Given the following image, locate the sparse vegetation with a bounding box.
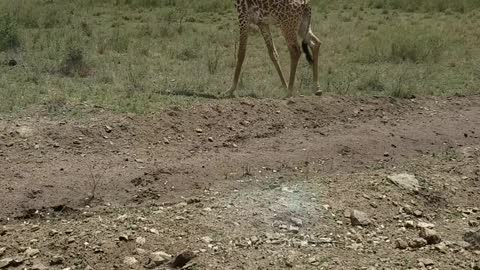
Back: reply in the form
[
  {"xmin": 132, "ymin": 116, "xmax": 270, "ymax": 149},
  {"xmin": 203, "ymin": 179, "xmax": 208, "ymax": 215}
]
[{"xmin": 0, "ymin": 0, "xmax": 479, "ymax": 114}]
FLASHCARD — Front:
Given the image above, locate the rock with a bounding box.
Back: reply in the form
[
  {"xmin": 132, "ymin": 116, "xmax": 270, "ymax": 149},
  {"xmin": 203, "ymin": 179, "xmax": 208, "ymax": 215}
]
[
  {"xmin": 24, "ymin": 248, "xmax": 40, "ymax": 257},
  {"xmin": 123, "ymin": 256, "xmax": 138, "ymax": 266},
  {"xmin": 387, "ymin": 173, "xmax": 420, "ymax": 191},
  {"xmin": 16, "ymin": 126, "xmax": 34, "ymax": 138},
  {"xmin": 288, "ymin": 225, "xmax": 300, "ymax": 234},
  {"xmin": 463, "ymin": 230, "xmax": 480, "ymax": 249},
  {"xmin": 195, "ymin": 128, "xmax": 203, "ymax": 133},
  {"xmin": 0, "ymin": 247, "xmax": 5, "ymax": 256},
  {"xmin": 49, "ymin": 229, "xmax": 59, "ymax": 236},
  {"xmin": 434, "ymin": 242, "xmax": 447, "ymax": 253},
  {"xmin": 418, "ymin": 258, "xmax": 434, "ymax": 266},
  {"xmin": 395, "ymin": 239, "xmax": 408, "ymax": 249},
  {"xmin": 290, "ymin": 217, "xmax": 303, "ymax": 227},
  {"xmin": 417, "ymin": 222, "xmax": 435, "ymax": 229},
  {"xmin": 409, "ymin": 238, "xmax": 428, "ymax": 249},
  {"xmin": 31, "ymin": 263, "xmax": 48, "ymax": 270},
  {"xmin": 419, "ymin": 228, "xmax": 441, "ymax": 245},
  {"xmin": 50, "ymin": 255, "xmax": 64, "ymax": 265},
  {"xmin": 405, "ymin": 221, "xmax": 415, "ymax": 228},
  {"xmin": 7, "ymin": 59, "xmax": 17, "ymax": 67},
  {"xmin": 171, "ymin": 250, "xmax": 194, "ymax": 268},
  {"xmin": 207, "ymin": 137, "xmax": 214, "ymax": 142},
  {"xmin": 201, "ymin": 236, "xmax": 213, "ymax": 244},
  {"xmin": 413, "ymin": 210, "xmax": 423, "ymax": 217},
  {"xmin": 469, "ymin": 220, "xmax": 479, "ymax": 227},
  {"xmin": 149, "ymin": 251, "xmax": 172, "ymax": 266},
  {"xmin": 135, "ymin": 248, "xmax": 147, "ymax": 255},
  {"xmin": 0, "ymin": 257, "xmax": 24, "ymax": 268},
  {"xmin": 350, "ymin": 210, "xmax": 371, "ymax": 226},
  {"xmin": 119, "ymin": 233, "xmax": 129, "ymax": 241},
  {"xmin": 104, "ymin": 125, "xmax": 113, "ymax": 133},
  {"xmin": 135, "ymin": 237, "xmax": 146, "ymax": 246}
]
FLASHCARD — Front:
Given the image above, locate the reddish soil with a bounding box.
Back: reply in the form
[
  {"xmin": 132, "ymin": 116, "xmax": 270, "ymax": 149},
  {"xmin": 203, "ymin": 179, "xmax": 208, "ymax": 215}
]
[{"xmin": 0, "ymin": 96, "xmax": 479, "ymax": 269}]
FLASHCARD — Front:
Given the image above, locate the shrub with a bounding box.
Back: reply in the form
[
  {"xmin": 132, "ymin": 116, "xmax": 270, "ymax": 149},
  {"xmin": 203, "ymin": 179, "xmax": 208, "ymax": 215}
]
[
  {"xmin": 0, "ymin": 13, "xmax": 21, "ymax": 51},
  {"xmin": 60, "ymin": 47, "xmax": 91, "ymax": 77}
]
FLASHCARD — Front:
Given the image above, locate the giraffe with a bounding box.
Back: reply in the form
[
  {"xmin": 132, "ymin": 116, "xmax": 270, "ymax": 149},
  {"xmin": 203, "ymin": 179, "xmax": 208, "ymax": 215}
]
[{"xmin": 225, "ymin": 0, "xmax": 321, "ymax": 97}]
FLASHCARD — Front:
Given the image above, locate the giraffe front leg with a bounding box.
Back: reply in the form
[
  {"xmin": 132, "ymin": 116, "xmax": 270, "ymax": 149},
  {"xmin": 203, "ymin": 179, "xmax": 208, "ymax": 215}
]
[{"xmin": 224, "ymin": 26, "xmax": 249, "ymax": 98}]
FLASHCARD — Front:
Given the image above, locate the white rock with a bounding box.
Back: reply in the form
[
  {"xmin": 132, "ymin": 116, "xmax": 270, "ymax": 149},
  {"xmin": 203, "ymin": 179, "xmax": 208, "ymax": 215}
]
[{"xmin": 387, "ymin": 173, "xmax": 420, "ymax": 191}]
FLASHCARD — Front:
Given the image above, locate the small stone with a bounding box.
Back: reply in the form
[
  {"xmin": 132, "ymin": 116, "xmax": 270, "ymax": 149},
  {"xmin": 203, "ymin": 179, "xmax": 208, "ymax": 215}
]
[
  {"xmin": 0, "ymin": 257, "xmax": 23, "ymax": 268},
  {"xmin": 469, "ymin": 220, "xmax": 479, "ymax": 227},
  {"xmin": 434, "ymin": 242, "xmax": 447, "ymax": 253},
  {"xmin": 463, "ymin": 230, "xmax": 480, "ymax": 249},
  {"xmin": 288, "ymin": 225, "xmax": 300, "ymax": 234},
  {"xmin": 387, "ymin": 173, "xmax": 420, "ymax": 191},
  {"xmin": 350, "ymin": 210, "xmax": 371, "ymax": 226},
  {"xmin": 149, "ymin": 228, "xmax": 159, "ymax": 235},
  {"xmin": 149, "ymin": 251, "xmax": 171, "ymax": 266},
  {"xmin": 207, "ymin": 137, "xmax": 214, "ymax": 142},
  {"xmin": 419, "ymin": 228, "xmax": 441, "ymax": 245},
  {"xmin": 119, "ymin": 234, "xmax": 129, "ymax": 241},
  {"xmin": 123, "ymin": 256, "xmax": 138, "ymax": 266},
  {"xmin": 290, "ymin": 217, "xmax": 303, "ymax": 227},
  {"xmin": 24, "ymin": 248, "xmax": 40, "ymax": 257},
  {"xmin": 136, "ymin": 237, "xmax": 146, "ymax": 246},
  {"xmin": 413, "ymin": 210, "xmax": 423, "ymax": 217},
  {"xmin": 50, "ymin": 255, "xmax": 64, "ymax": 265},
  {"xmin": 417, "ymin": 222, "xmax": 435, "ymax": 229},
  {"xmin": 135, "ymin": 248, "xmax": 146, "ymax": 255},
  {"xmin": 409, "ymin": 238, "xmax": 428, "ymax": 249},
  {"xmin": 395, "ymin": 239, "xmax": 408, "ymax": 249},
  {"xmin": 31, "ymin": 263, "xmax": 48, "ymax": 270},
  {"xmin": 105, "ymin": 125, "xmax": 113, "ymax": 133},
  {"xmin": 0, "ymin": 247, "xmax": 5, "ymax": 256},
  {"xmin": 171, "ymin": 250, "xmax": 194, "ymax": 268},
  {"xmin": 195, "ymin": 128, "xmax": 203, "ymax": 133},
  {"xmin": 405, "ymin": 221, "xmax": 415, "ymax": 228},
  {"xmin": 201, "ymin": 236, "xmax": 213, "ymax": 244},
  {"xmin": 418, "ymin": 258, "xmax": 434, "ymax": 266},
  {"xmin": 49, "ymin": 229, "xmax": 59, "ymax": 236}
]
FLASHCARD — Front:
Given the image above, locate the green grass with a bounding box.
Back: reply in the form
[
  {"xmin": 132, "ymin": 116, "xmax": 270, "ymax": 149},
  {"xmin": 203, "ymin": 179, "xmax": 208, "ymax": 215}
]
[{"xmin": 0, "ymin": 0, "xmax": 479, "ymax": 114}]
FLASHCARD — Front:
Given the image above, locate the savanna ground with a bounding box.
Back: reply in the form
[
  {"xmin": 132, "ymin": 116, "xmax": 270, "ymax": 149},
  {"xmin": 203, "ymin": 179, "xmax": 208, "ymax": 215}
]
[{"xmin": 0, "ymin": 0, "xmax": 480, "ymax": 269}]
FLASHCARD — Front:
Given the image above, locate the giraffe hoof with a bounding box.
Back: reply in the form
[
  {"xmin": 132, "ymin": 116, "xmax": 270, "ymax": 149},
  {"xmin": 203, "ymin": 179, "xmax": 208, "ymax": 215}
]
[{"xmin": 221, "ymin": 90, "xmax": 235, "ymax": 99}]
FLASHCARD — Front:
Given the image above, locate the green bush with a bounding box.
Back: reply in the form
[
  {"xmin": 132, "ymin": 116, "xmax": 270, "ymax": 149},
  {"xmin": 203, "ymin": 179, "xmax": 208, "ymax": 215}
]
[{"xmin": 0, "ymin": 13, "xmax": 21, "ymax": 51}]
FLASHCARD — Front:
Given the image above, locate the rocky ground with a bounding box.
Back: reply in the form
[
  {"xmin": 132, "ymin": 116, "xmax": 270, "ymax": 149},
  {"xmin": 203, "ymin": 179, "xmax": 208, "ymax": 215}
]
[{"xmin": 0, "ymin": 96, "xmax": 479, "ymax": 269}]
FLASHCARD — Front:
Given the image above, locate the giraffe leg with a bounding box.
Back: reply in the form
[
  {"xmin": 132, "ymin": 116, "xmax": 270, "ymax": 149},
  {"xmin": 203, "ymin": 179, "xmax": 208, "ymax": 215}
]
[
  {"xmin": 225, "ymin": 25, "xmax": 249, "ymax": 98},
  {"xmin": 286, "ymin": 43, "xmax": 301, "ymax": 97},
  {"xmin": 258, "ymin": 24, "xmax": 287, "ymax": 89},
  {"xmin": 309, "ymin": 32, "xmax": 322, "ymax": 94}
]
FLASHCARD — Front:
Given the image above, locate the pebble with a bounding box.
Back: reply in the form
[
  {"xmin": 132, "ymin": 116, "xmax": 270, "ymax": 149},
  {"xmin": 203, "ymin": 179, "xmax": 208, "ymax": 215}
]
[
  {"xmin": 419, "ymin": 228, "xmax": 441, "ymax": 245},
  {"xmin": 350, "ymin": 210, "xmax": 372, "ymax": 226},
  {"xmin": 395, "ymin": 239, "xmax": 408, "ymax": 249},
  {"xmin": 123, "ymin": 256, "xmax": 138, "ymax": 266},
  {"xmin": 171, "ymin": 251, "xmax": 194, "ymax": 268},
  {"xmin": 409, "ymin": 238, "xmax": 428, "ymax": 249},
  {"xmin": 201, "ymin": 236, "xmax": 213, "ymax": 244},
  {"xmin": 50, "ymin": 255, "xmax": 64, "ymax": 265},
  {"xmin": 149, "ymin": 251, "xmax": 171, "ymax": 266},
  {"xmin": 136, "ymin": 237, "xmax": 146, "ymax": 246},
  {"xmin": 418, "ymin": 258, "xmax": 434, "ymax": 266},
  {"xmin": 290, "ymin": 217, "xmax": 303, "ymax": 227},
  {"xmin": 24, "ymin": 248, "xmax": 40, "ymax": 257}
]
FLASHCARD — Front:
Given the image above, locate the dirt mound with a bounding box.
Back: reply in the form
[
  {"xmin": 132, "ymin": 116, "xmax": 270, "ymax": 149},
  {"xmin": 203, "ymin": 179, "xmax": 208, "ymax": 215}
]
[{"xmin": 0, "ymin": 96, "xmax": 479, "ymax": 269}]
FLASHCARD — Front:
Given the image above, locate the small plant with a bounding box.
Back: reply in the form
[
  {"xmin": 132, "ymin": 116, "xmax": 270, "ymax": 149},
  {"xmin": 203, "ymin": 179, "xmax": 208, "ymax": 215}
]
[
  {"xmin": 60, "ymin": 47, "xmax": 91, "ymax": 77},
  {"xmin": 206, "ymin": 45, "xmax": 220, "ymax": 74},
  {"xmin": 0, "ymin": 13, "xmax": 21, "ymax": 51}
]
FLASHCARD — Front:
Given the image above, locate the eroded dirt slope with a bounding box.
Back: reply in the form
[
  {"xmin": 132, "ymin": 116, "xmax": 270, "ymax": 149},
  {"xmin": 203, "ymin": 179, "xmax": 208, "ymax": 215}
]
[{"xmin": 0, "ymin": 96, "xmax": 479, "ymax": 269}]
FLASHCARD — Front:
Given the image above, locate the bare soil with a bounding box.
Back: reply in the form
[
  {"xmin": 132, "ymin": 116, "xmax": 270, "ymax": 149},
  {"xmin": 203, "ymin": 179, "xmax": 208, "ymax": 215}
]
[{"xmin": 0, "ymin": 96, "xmax": 479, "ymax": 270}]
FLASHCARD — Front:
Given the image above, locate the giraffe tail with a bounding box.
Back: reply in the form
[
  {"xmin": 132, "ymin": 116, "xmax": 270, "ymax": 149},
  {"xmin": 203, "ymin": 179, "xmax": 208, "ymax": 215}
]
[
  {"xmin": 302, "ymin": 41, "xmax": 314, "ymax": 65},
  {"xmin": 300, "ymin": 6, "xmax": 314, "ymax": 65}
]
